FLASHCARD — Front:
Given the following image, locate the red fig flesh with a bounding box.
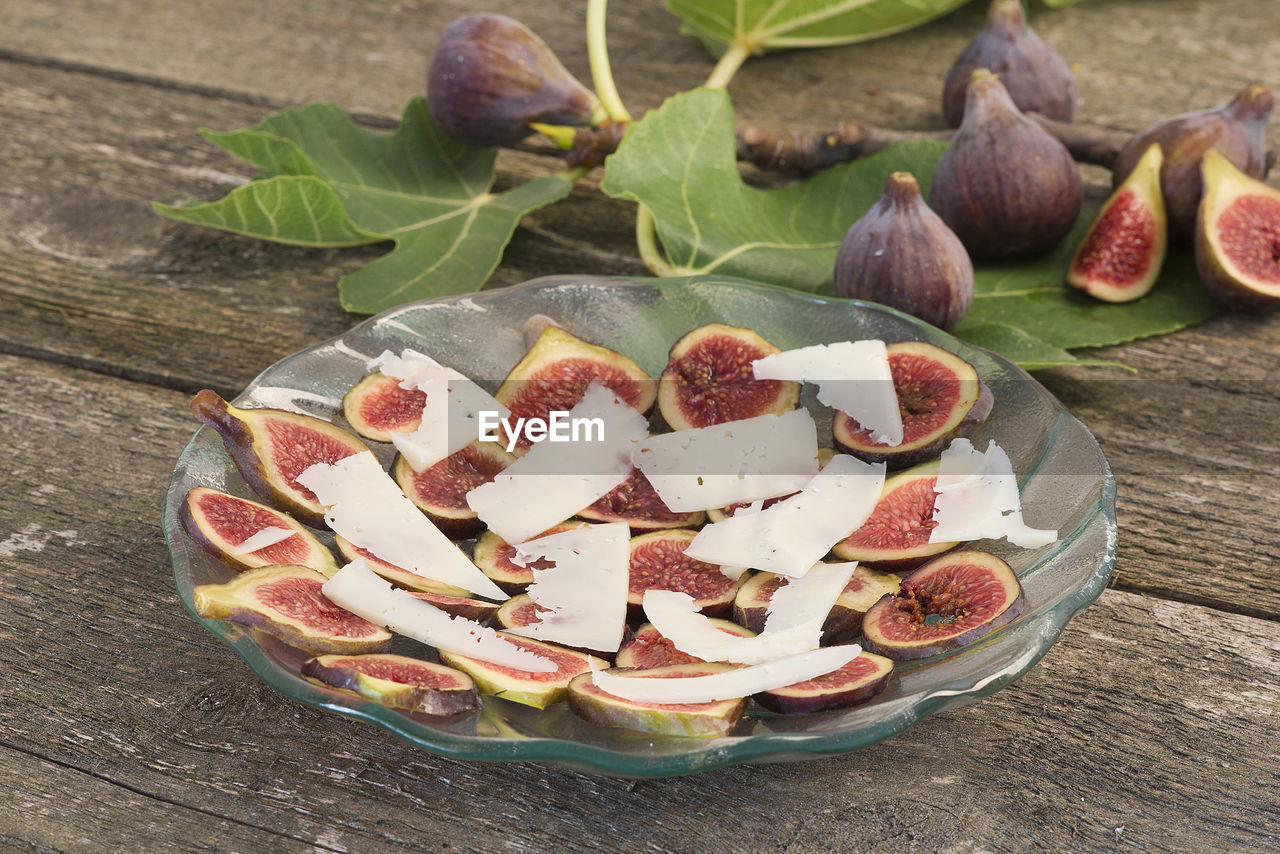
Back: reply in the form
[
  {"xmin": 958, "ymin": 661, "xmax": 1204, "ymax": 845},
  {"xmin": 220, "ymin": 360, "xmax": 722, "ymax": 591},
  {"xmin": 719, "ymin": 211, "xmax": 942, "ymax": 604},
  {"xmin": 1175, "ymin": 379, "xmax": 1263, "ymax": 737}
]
[
  {"xmin": 835, "ymin": 172, "xmax": 974, "ymax": 331},
  {"xmin": 942, "ymin": 0, "xmax": 1077, "ymax": 127},
  {"xmin": 931, "ymin": 70, "xmax": 1083, "ymax": 259},
  {"xmin": 831, "ymin": 462, "xmax": 961, "ymax": 567},
  {"xmin": 180, "ymin": 487, "xmax": 339, "ymax": 576},
  {"xmin": 393, "ymin": 441, "xmax": 514, "ymax": 539},
  {"xmin": 755, "ymin": 652, "xmax": 894, "ymax": 714},
  {"xmin": 342, "ymin": 373, "xmax": 427, "ymax": 443},
  {"xmin": 1114, "ymin": 84, "xmax": 1274, "ymax": 246},
  {"xmin": 615, "ymin": 620, "xmax": 756, "ymax": 670},
  {"xmin": 438, "ymin": 633, "xmax": 606, "ymax": 709},
  {"xmin": 1068, "ymin": 144, "xmax": 1168, "ymax": 302},
  {"xmin": 1195, "ymin": 149, "xmax": 1280, "ymax": 313},
  {"xmin": 628, "ymin": 529, "xmax": 745, "ymax": 618},
  {"xmin": 577, "ymin": 467, "xmax": 706, "ymax": 532}
]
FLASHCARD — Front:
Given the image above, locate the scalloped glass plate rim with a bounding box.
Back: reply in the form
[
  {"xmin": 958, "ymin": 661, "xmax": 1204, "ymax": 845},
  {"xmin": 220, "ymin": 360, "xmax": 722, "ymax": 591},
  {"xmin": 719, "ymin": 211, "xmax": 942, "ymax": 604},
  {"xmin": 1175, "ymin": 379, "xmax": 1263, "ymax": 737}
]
[{"xmin": 163, "ymin": 273, "xmax": 1117, "ymax": 778}]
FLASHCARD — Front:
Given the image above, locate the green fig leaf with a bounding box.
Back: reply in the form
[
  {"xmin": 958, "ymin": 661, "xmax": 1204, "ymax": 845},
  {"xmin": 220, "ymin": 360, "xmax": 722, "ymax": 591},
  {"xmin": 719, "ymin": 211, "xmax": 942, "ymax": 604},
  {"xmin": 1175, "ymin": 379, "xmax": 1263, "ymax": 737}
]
[
  {"xmin": 154, "ymin": 98, "xmax": 572, "ymax": 314},
  {"xmin": 603, "ymin": 88, "xmax": 1223, "ymax": 367},
  {"xmin": 667, "ymin": 0, "xmax": 974, "ymax": 56}
]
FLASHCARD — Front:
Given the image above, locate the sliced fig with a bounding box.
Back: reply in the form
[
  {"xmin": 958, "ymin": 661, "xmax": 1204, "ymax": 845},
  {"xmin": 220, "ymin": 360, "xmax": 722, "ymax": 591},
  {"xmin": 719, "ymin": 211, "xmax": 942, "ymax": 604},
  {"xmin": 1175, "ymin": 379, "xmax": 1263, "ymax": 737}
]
[
  {"xmin": 333, "ymin": 535, "xmax": 472, "ymax": 598},
  {"xmin": 755, "ymin": 652, "xmax": 894, "ymax": 714},
  {"xmin": 833, "ymin": 340, "xmax": 990, "ymax": 469},
  {"xmin": 406, "ymin": 591, "xmax": 500, "ymax": 623},
  {"xmin": 615, "ymin": 620, "xmax": 756, "ymax": 670},
  {"xmin": 494, "ymin": 325, "xmax": 656, "ymax": 453},
  {"xmin": 393, "ymin": 441, "xmax": 515, "ymax": 539},
  {"xmin": 577, "ymin": 467, "xmax": 706, "ymax": 531},
  {"xmin": 493, "ymin": 593, "xmax": 549, "ymax": 632},
  {"xmin": 706, "ymin": 448, "xmax": 837, "ymax": 523},
  {"xmin": 629, "ymin": 529, "xmax": 746, "ymax": 619},
  {"xmin": 302, "ymin": 653, "xmax": 479, "ymax": 716},
  {"xmin": 472, "ymin": 521, "xmax": 589, "ymax": 592},
  {"xmin": 437, "ymin": 633, "xmax": 607, "ymax": 709},
  {"xmin": 192, "ymin": 564, "xmax": 392, "ymax": 654},
  {"xmin": 732, "ymin": 565, "xmax": 903, "ymax": 645},
  {"xmin": 567, "ymin": 663, "xmax": 745, "ymax": 737},
  {"xmin": 1194, "ymin": 148, "xmax": 1280, "ymax": 314},
  {"xmin": 342, "ymin": 372, "xmax": 427, "ymax": 442},
  {"xmin": 657, "ymin": 323, "xmax": 800, "ymax": 430},
  {"xmin": 190, "ymin": 390, "xmax": 370, "ymax": 527},
  {"xmin": 180, "ymin": 486, "xmax": 339, "ymax": 576},
  {"xmin": 831, "ymin": 462, "xmax": 962, "ymax": 568},
  {"xmin": 861, "ymin": 550, "xmax": 1025, "ymax": 661},
  {"xmin": 1068, "ymin": 143, "xmax": 1168, "ymax": 303}
]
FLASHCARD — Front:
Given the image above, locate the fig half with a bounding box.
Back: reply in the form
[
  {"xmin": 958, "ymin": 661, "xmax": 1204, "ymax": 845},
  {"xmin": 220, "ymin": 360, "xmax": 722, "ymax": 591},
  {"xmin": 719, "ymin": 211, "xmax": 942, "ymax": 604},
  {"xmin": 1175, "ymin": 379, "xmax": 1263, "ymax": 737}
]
[
  {"xmin": 755, "ymin": 652, "xmax": 894, "ymax": 714},
  {"xmin": 494, "ymin": 325, "xmax": 656, "ymax": 453},
  {"xmin": 471, "ymin": 521, "xmax": 589, "ymax": 592},
  {"xmin": 302, "ymin": 653, "xmax": 479, "ymax": 716},
  {"xmin": 831, "ymin": 462, "xmax": 961, "ymax": 568},
  {"xmin": 567, "ymin": 663, "xmax": 745, "ymax": 737},
  {"xmin": 193, "ymin": 565, "xmax": 392, "ymax": 654},
  {"xmin": 1194, "ymin": 149, "xmax": 1280, "ymax": 313},
  {"xmin": 438, "ymin": 633, "xmax": 607, "ymax": 709},
  {"xmin": 393, "ymin": 441, "xmax": 515, "ymax": 539},
  {"xmin": 833, "ymin": 340, "xmax": 990, "ymax": 469},
  {"xmin": 1068, "ymin": 143, "xmax": 1168, "ymax": 303},
  {"xmin": 861, "ymin": 550, "xmax": 1024, "ymax": 661},
  {"xmin": 629, "ymin": 529, "xmax": 746, "ymax": 619},
  {"xmin": 180, "ymin": 486, "xmax": 339, "ymax": 576},
  {"xmin": 190, "ymin": 390, "xmax": 370, "ymax": 527},
  {"xmin": 615, "ymin": 620, "xmax": 756, "ymax": 669},
  {"xmin": 657, "ymin": 323, "xmax": 800, "ymax": 430},
  {"xmin": 406, "ymin": 591, "xmax": 500, "ymax": 623},
  {"xmin": 732, "ymin": 565, "xmax": 902, "ymax": 645},
  {"xmin": 342, "ymin": 372, "xmax": 426, "ymax": 443},
  {"xmin": 577, "ymin": 467, "xmax": 707, "ymax": 532},
  {"xmin": 333, "ymin": 536, "xmax": 472, "ymax": 598}
]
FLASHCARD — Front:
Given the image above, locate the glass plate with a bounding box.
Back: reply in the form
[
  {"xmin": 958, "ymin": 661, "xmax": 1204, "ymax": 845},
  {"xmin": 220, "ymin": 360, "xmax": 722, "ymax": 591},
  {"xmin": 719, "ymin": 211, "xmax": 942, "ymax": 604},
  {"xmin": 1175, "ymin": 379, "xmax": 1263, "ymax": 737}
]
[{"xmin": 162, "ymin": 275, "xmax": 1116, "ymax": 778}]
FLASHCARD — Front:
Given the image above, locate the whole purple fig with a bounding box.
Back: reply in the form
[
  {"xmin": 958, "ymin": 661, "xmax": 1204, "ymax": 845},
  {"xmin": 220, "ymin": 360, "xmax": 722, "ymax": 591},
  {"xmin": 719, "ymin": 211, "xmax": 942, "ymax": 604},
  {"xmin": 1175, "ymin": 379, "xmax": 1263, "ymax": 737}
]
[
  {"xmin": 1113, "ymin": 84, "xmax": 1274, "ymax": 246},
  {"xmin": 942, "ymin": 0, "xmax": 1077, "ymax": 127},
  {"xmin": 930, "ymin": 69, "xmax": 1083, "ymax": 260},
  {"xmin": 427, "ymin": 14, "xmax": 598, "ymax": 148},
  {"xmin": 835, "ymin": 172, "xmax": 974, "ymax": 331}
]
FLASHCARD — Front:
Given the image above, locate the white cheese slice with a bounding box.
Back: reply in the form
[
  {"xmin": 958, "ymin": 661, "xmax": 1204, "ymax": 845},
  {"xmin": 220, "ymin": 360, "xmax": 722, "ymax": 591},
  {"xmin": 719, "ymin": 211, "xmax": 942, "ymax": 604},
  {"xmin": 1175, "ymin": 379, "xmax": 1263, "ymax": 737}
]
[
  {"xmin": 229, "ymin": 526, "xmax": 297, "ymax": 555},
  {"xmin": 465, "ymin": 382, "xmax": 648, "ymax": 544},
  {"xmin": 682, "ymin": 454, "xmax": 886, "ymax": 577},
  {"xmin": 588, "ymin": 645, "xmax": 862, "ymax": 704},
  {"xmin": 632, "ymin": 409, "xmax": 820, "ymax": 512},
  {"xmin": 504, "ymin": 522, "xmax": 631, "ymax": 653},
  {"xmin": 641, "ymin": 561, "xmax": 853, "ymax": 665},
  {"xmin": 296, "ymin": 451, "xmax": 506, "ymax": 600},
  {"xmin": 929, "ymin": 438, "xmax": 1058, "ymax": 549},
  {"xmin": 752, "ymin": 341, "xmax": 903, "ymax": 446},
  {"xmin": 369, "ymin": 349, "xmax": 509, "ymax": 471},
  {"xmin": 323, "ymin": 560, "xmax": 555, "ymax": 672}
]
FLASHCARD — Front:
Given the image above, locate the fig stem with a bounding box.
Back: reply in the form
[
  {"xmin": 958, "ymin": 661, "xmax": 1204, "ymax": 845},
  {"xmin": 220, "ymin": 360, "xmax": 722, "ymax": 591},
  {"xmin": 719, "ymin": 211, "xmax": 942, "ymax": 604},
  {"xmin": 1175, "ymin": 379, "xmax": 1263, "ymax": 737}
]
[
  {"xmin": 586, "ymin": 0, "xmax": 631, "ymax": 123},
  {"xmin": 704, "ymin": 43, "xmax": 752, "ymax": 90},
  {"xmin": 635, "ymin": 205, "xmax": 678, "ymax": 276}
]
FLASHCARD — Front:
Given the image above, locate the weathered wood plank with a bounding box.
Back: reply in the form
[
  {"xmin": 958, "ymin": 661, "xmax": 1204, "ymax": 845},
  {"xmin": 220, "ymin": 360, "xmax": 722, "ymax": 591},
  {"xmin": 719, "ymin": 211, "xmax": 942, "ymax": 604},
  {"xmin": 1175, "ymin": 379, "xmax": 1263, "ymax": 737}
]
[{"xmin": 1, "ymin": 355, "xmax": 1278, "ymax": 851}]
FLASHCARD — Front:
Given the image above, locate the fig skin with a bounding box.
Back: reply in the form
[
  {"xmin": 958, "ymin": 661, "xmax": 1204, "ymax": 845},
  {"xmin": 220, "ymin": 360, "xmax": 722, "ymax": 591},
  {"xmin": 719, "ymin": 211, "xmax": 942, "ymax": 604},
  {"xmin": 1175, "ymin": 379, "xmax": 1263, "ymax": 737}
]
[
  {"xmin": 930, "ymin": 69, "xmax": 1083, "ymax": 260},
  {"xmin": 342, "ymin": 373, "xmax": 426, "ymax": 443},
  {"xmin": 835, "ymin": 172, "xmax": 974, "ymax": 331},
  {"xmin": 1114, "ymin": 84, "xmax": 1274, "ymax": 246},
  {"xmin": 180, "ymin": 487, "xmax": 340, "ymax": 577},
  {"xmin": 190, "ymin": 389, "xmax": 371, "ymax": 528},
  {"xmin": 732, "ymin": 565, "xmax": 902, "ymax": 646},
  {"xmin": 1068, "ymin": 143, "xmax": 1168, "ymax": 303},
  {"xmin": 438, "ymin": 633, "xmax": 607, "ymax": 709},
  {"xmin": 831, "ymin": 461, "xmax": 962, "ymax": 568},
  {"xmin": 942, "ymin": 0, "xmax": 1077, "ymax": 128},
  {"xmin": 333, "ymin": 535, "xmax": 472, "ymax": 598},
  {"xmin": 628, "ymin": 529, "xmax": 746, "ymax": 619},
  {"xmin": 426, "ymin": 14, "xmax": 599, "ymax": 148},
  {"xmin": 755, "ymin": 652, "xmax": 894, "ymax": 715},
  {"xmin": 1194, "ymin": 149, "xmax": 1280, "ymax": 314},
  {"xmin": 193, "ymin": 565, "xmax": 392, "ymax": 655},
  {"xmin": 393, "ymin": 442, "xmax": 515, "ymax": 540},
  {"xmin": 302, "ymin": 653, "xmax": 479, "ymax": 716},
  {"xmin": 833, "ymin": 340, "xmax": 990, "ymax": 470},
  {"xmin": 861, "ymin": 550, "xmax": 1025, "ymax": 661},
  {"xmin": 657, "ymin": 323, "xmax": 800, "ymax": 430},
  {"xmin": 567, "ymin": 663, "xmax": 745, "ymax": 737},
  {"xmin": 406, "ymin": 591, "xmax": 500, "ymax": 623},
  {"xmin": 615, "ymin": 620, "xmax": 756, "ymax": 670}
]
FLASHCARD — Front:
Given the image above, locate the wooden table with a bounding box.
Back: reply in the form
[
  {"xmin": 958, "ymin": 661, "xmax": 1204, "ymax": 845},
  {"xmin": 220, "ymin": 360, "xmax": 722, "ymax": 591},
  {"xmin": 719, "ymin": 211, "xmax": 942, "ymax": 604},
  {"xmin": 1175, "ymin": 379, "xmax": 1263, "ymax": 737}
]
[{"xmin": 3, "ymin": 1, "xmax": 1278, "ymax": 849}]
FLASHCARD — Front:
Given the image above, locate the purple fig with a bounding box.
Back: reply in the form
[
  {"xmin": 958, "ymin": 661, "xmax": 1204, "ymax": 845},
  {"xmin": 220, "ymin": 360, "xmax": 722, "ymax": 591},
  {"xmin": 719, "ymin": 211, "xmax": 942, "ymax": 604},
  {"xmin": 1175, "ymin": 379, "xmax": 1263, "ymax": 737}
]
[
  {"xmin": 942, "ymin": 0, "xmax": 1077, "ymax": 127},
  {"xmin": 426, "ymin": 14, "xmax": 599, "ymax": 148},
  {"xmin": 1114, "ymin": 84, "xmax": 1274, "ymax": 246},
  {"xmin": 930, "ymin": 69, "xmax": 1083, "ymax": 259},
  {"xmin": 834, "ymin": 172, "xmax": 974, "ymax": 331},
  {"xmin": 1194, "ymin": 149, "xmax": 1280, "ymax": 313}
]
